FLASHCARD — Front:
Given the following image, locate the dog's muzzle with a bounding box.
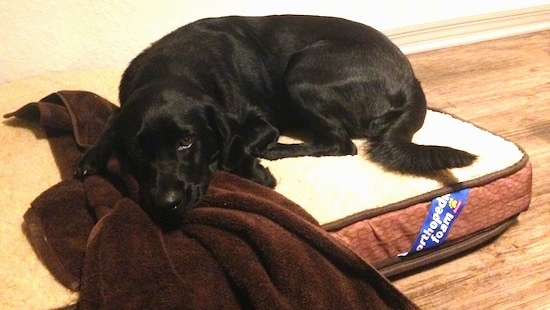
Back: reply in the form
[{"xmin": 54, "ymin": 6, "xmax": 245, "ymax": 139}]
[{"xmin": 144, "ymin": 184, "xmax": 204, "ymax": 230}]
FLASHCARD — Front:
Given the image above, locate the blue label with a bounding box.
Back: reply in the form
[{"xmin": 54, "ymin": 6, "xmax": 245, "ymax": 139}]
[{"xmin": 398, "ymin": 188, "xmax": 470, "ymax": 257}]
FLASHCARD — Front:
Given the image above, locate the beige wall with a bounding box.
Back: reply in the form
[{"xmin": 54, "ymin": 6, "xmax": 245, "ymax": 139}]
[{"xmin": 1, "ymin": 0, "xmax": 548, "ymax": 84}]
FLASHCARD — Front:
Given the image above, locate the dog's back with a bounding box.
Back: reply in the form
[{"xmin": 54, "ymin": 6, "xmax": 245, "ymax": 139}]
[{"xmin": 119, "ymin": 16, "xmax": 402, "ymax": 106}]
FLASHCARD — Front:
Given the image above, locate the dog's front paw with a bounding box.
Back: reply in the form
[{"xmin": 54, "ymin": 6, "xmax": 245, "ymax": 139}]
[
  {"xmin": 74, "ymin": 163, "xmax": 95, "ymax": 179},
  {"xmin": 74, "ymin": 157, "xmax": 99, "ymax": 179},
  {"xmin": 74, "ymin": 148, "xmax": 108, "ymax": 179}
]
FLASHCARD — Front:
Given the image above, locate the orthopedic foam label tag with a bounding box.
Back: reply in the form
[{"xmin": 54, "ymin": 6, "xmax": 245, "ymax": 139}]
[{"xmin": 398, "ymin": 188, "xmax": 470, "ymax": 257}]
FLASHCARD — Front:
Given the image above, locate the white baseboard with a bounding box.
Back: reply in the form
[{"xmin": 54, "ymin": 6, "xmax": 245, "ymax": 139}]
[{"xmin": 384, "ymin": 5, "xmax": 550, "ymax": 54}]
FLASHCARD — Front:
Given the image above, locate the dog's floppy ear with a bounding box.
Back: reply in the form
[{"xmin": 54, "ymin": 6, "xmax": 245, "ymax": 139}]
[{"xmin": 205, "ymin": 105, "xmax": 245, "ymax": 171}]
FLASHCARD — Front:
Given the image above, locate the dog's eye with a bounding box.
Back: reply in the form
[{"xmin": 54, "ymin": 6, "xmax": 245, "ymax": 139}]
[{"xmin": 177, "ymin": 135, "xmax": 194, "ymax": 151}]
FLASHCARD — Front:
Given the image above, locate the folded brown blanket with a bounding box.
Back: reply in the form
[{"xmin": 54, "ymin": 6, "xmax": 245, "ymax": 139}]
[{"xmin": 5, "ymin": 91, "xmax": 418, "ymax": 309}]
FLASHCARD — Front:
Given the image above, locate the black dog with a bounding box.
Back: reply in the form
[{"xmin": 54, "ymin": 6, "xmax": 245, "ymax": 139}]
[{"xmin": 75, "ymin": 15, "xmax": 476, "ymax": 227}]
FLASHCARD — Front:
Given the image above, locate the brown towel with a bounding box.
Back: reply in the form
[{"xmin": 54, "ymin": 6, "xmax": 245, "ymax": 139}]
[{"xmin": 5, "ymin": 91, "xmax": 418, "ymax": 309}]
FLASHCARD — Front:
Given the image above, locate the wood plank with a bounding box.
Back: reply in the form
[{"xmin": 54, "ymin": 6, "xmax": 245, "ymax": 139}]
[{"xmin": 393, "ymin": 30, "xmax": 550, "ymax": 309}]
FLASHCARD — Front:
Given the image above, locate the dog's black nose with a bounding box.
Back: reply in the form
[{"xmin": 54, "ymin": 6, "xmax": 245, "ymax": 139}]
[
  {"xmin": 156, "ymin": 190, "xmax": 184, "ymax": 211},
  {"xmin": 145, "ymin": 185, "xmax": 204, "ymax": 230}
]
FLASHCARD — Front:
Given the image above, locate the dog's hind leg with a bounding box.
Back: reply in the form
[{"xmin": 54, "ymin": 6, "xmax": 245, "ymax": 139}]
[
  {"xmin": 235, "ymin": 113, "xmax": 353, "ymax": 163},
  {"xmin": 259, "ymin": 117, "xmax": 357, "ymax": 160},
  {"xmin": 260, "ymin": 42, "xmax": 360, "ymax": 160},
  {"xmin": 240, "ymin": 105, "xmax": 357, "ymax": 160}
]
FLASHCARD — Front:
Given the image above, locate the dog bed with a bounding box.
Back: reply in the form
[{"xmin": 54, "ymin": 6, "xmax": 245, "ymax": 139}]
[
  {"xmin": 262, "ymin": 109, "xmax": 532, "ymax": 277},
  {"xmin": 0, "ymin": 70, "xmax": 531, "ymax": 308}
]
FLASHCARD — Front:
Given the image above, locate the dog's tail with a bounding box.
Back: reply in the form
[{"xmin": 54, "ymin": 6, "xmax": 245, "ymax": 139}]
[
  {"xmin": 366, "ymin": 138, "xmax": 477, "ymax": 173},
  {"xmin": 363, "ymin": 85, "xmax": 477, "ymax": 173}
]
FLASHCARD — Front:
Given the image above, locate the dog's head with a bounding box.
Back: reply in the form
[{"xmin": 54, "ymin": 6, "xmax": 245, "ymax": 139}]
[{"xmin": 106, "ymin": 82, "xmax": 242, "ymax": 228}]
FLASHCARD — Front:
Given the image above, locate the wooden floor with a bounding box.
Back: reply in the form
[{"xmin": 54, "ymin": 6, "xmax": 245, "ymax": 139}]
[{"xmin": 392, "ymin": 31, "xmax": 550, "ymax": 309}]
